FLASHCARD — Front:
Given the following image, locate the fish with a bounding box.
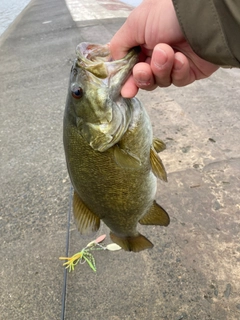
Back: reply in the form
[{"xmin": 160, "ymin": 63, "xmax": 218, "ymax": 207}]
[{"xmin": 63, "ymin": 42, "xmax": 170, "ymax": 252}]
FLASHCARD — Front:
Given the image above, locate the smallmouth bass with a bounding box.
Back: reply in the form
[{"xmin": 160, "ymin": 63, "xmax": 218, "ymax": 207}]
[{"xmin": 63, "ymin": 42, "xmax": 170, "ymax": 252}]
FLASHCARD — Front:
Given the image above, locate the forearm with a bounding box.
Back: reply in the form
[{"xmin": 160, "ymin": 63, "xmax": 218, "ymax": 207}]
[{"xmin": 172, "ymin": 0, "xmax": 240, "ymax": 67}]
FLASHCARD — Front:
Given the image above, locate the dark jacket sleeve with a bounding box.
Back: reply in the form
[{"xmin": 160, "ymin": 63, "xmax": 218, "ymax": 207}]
[{"xmin": 172, "ymin": 0, "xmax": 240, "ymax": 67}]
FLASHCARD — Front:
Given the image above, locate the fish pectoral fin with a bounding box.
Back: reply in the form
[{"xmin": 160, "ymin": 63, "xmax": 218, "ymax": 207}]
[
  {"xmin": 153, "ymin": 137, "xmax": 166, "ymax": 153},
  {"xmin": 150, "ymin": 147, "xmax": 168, "ymax": 182},
  {"xmin": 139, "ymin": 201, "xmax": 170, "ymax": 226},
  {"xmin": 110, "ymin": 232, "xmax": 153, "ymax": 252},
  {"xmin": 73, "ymin": 191, "xmax": 100, "ymax": 235},
  {"xmin": 113, "ymin": 145, "xmax": 141, "ymax": 169}
]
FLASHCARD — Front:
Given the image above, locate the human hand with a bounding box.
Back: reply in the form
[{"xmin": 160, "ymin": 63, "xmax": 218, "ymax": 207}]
[{"xmin": 110, "ymin": 0, "xmax": 219, "ymax": 98}]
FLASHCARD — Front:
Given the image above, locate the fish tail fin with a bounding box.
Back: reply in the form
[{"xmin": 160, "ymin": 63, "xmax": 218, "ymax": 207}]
[{"xmin": 110, "ymin": 232, "xmax": 153, "ymax": 252}]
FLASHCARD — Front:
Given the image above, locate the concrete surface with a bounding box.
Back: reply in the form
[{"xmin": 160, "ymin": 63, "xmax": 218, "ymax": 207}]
[{"xmin": 0, "ymin": 0, "xmax": 239, "ymax": 319}]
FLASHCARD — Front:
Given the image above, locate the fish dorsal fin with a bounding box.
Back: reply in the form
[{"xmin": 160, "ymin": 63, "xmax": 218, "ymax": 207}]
[
  {"xmin": 153, "ymin": 137, "xmax": 166, "ymax": 153},
  {"xmin": 139, "ymin": 201, "xmax": 170, "ymax": 226},
  {"xmin": 113, "ymin": 145, "xmax": 141, "ymax": 169},
  {"xmin": 73, "ymin": 191, "xmax": 100, "ymax": 235},
  {"xmin": 110, "ymin": 232, "xmax": 153, "ymax": 252},
  {"xmin": 150, "ymin": 147, "xmax": 168, "ymax": 181}
]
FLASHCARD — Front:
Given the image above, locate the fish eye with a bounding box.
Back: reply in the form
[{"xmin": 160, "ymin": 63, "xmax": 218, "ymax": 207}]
[{"xmin": 71, "ymin": 83, "xmax": 83, "ymax": 99}]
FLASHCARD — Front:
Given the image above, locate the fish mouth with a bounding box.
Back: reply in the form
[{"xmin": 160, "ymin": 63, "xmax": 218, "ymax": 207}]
[
  {"xmin": 73, "ymin": 43, "xmax": 140, "ymax": 152},
  {"xmin": 76, "ymin": 42, "xmax": 140, "ymax": 96}
]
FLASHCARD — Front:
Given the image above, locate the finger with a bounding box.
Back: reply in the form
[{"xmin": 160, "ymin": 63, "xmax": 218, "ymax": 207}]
[
  {"xmin": 171, "ymin": 51, "xmax": 219, "ymax": 86},
  {"xmin": 150, "ymin": 44, "xmax": 175, "ymax": 87},
  {"xmin": 132, "ymin": 62, "xmax": 157, "ymax": 90},
  {"xmin": 121, "ymin": 75, "xmax": 139, "ymax": 98},
  {"xmin": 171, "ymin": 52, "xmax": 195, "ymax": 87}
]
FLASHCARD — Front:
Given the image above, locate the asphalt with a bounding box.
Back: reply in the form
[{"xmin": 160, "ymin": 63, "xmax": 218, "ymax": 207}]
[{"xmin": 0, "ymin": 0, "xmax": 240, "ymax": 319}]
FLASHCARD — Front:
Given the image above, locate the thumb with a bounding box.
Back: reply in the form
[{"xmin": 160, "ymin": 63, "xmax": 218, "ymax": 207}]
[{"xmin": 110, "ymin": 19, "xmax": 142, "ymax": 60}]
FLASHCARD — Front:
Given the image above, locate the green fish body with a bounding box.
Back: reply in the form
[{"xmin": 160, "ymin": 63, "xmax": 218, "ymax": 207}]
[{"xmin": 63, "ymin": 43, "xmax": 170, "ymax": 252}]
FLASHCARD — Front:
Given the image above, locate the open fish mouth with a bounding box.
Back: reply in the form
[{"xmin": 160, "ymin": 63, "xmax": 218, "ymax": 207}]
[
  {"xmin": 71, "ymin": 42, "xmax": 140, "ymax": 151},
  {"xmin": 75, "ymin": 42, "xmax": 140, "ymax": 90}
]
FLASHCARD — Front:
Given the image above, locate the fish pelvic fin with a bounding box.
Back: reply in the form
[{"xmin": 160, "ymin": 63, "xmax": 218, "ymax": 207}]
[
  {"xmin": 110, "ymin": 232, "xmax": 153, "ymax": 252},
  {"xmin": 139, "ymin": 201, "xmax": 170, "ymax": 226},
  {"xmin": 153, "ymin": 137, "xmax": 166, "ymax": 153},
  {"xmin": 150, "ymin": 147, "xmax": 168, "ymax": 182},
  {"xmin": 73, "ymin": 191, "xmax": 100, "ymax": 235}
]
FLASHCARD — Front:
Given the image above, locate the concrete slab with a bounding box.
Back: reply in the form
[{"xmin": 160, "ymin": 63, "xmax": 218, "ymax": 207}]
[
  {"xmin": 65, "ymin": 0, "xmax": 133, "ymax": 21},
  {"xmin": 64, "ymin": 87, "xmax": 240, "ymax": 320},
  {"xmin": 0, "ymin": 0, "xmax": 77, "ymax": 318},
  {"xmin": 1, "ymin": 233, "xmax": 66, "ymax": 319},
  {"xmin": 1, "ymin": 0, "xmax": 239, "ymax": 319}
]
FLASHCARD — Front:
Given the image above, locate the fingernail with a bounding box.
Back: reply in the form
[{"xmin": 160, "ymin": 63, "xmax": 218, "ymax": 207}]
[
  {"xmin": 135, "ymin": 71, "xmax": 151, "ymax": 86},
  {"xmin": 136, "ymin": 80, "xmax": 151, "ymax": 86},
  {"xmin": 174, "ymin": 57, "xmax": 184, "ymax": 70},
  {"xmin": 153, "ymin": 49, "xmax": 168, "ymax": 68}
]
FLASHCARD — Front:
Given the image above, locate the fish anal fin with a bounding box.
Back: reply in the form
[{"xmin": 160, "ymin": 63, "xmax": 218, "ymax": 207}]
[
  {"xmin": 139, "ymin": 201, "xmax": 170, "ymax": 226},
  {"xmin": 110, "ymin": 232, "xmax": 153, "ymax": 252},
  {"xmin": 153, "ymin": 137, "xmax": 166, "ymax": 153},
  {"xmin": 150, "ymin": 147, "xmax": 168, "ymax": 182},
  {"xmin": 113, "ymin": 145, "xmax": 141, "ymax": 169},
  {"xmin": 73, "ymin": 191, "xmax": 100, "ymax": 235}
]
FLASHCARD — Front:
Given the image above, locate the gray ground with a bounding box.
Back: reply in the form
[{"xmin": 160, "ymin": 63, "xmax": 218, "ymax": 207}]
[{"xmin": 0, "ymin": 0, "xmax": 239, "ymax": 319}]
